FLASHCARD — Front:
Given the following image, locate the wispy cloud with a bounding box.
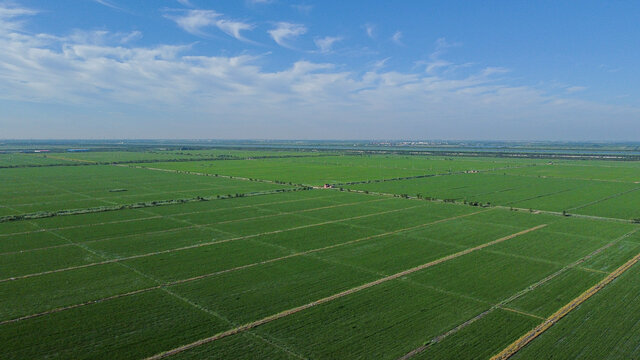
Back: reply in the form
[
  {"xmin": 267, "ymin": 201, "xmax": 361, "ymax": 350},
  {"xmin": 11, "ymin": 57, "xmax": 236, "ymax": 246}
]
[
  {"xmin": 292, "ymin": 4, "xmax": 313, "ymax": 14},
  {"xmin": 165, "ymin": 9, "xmax": 220, "ymax": 36},
  {"xmin": 176, "ymin": 0, "xmax": 194, "ymax": 7},
  {"xmin": 419, "ymin": 37, "xmax": 466, "ymax": 74},
  {"xmin": 391, "ymin": 30, "xmax": 402, "ymax": 45},
  {"xmin": 268, "ymin": 22, "xmax": 306, "ymax": 48},
  {"xmin": 565, "ymin": 86, "xmax": 587, "ymax": 94},
  {"xmin": 165, "ymin": 9, "xmax": 254, "ymax": 42},
  {"xmin": 93, "ymin": 0, "xmax": 123, "ymax": 11},
  {"xmin": 215, "ymin": 19, "xmax": 254, "ymax": 42},
  {"xmin": 372, "ymin": 57, "xmax": 390, "ymax": 70},
  {"xmin": 364, "ymin": 23, "xmax": 375, "ymax": 38},
  {"xmin": 599, "ymin": 64, "xmax": 620, "ymax": 73},
  {"xmin": 0, "ymin": 4, "xmax": 37, "ymax": 18},
  {"xmin": 314, "ymin": 36, "xmax": 342, "ymax": 53}
]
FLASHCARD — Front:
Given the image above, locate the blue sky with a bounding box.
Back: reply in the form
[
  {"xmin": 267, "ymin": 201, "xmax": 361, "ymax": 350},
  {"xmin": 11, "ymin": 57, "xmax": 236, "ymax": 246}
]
[{"xmin": 1, "ymin": 0, "xmax": 639, "ymax": 140}]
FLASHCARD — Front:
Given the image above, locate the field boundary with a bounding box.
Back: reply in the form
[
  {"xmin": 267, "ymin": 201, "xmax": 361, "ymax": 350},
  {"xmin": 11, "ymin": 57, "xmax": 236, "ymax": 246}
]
[
  {"xmin": 489, "ymin": 249, "xmax": 640, "ymax": 360},
  {"xmin": 143, "ymin": 224, "xmax": 547, "ymax": 360}
]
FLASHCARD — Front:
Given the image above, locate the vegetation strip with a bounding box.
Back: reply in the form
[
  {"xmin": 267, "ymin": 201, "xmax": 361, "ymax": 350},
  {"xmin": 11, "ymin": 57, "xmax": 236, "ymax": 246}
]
[
  {"xmin": 397, "ymin": 227, "xmax": 640, "ymax": 360},
  {"xmin": 0, "ymin": 203, "xmax": 427, "ymax": 283},
  {"xmin": 126, "ymin": 164, "xmax": 299, "ymax": 187},
  {"xmin": 0, "ymin": 187, "xmax": 310, "ymax": 223},
  {"xmin": 0, "ymin": 192, "xmax": 338, "ymax": 239},
  {"xmin": 490, "ymin": 249, "xmax": 640, "ymax": 360},
  {"xmin": 0, "ymin": 209, "xmax": 487, "ymax": 325},
  {"xmin": 0, "ymin": 153, "xmax": 330, "ymax": 169},
  {"xmin": 143, "ymin": 224, "xmax": 547, "ymax": 360}
]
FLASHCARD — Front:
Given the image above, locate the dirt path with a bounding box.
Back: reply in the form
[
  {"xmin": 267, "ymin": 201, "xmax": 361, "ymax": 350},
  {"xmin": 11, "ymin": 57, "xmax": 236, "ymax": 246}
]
[
  {"xmin": 0, "ymin": 209, "xmax": 488, "ymax": 325},
  {"xmin": 144, "ymin": 224, "xmax": 547, "ymax": 360},
  {"xmin": 490, "ymin": 248, "xmax": 640, "ymax": 360}
]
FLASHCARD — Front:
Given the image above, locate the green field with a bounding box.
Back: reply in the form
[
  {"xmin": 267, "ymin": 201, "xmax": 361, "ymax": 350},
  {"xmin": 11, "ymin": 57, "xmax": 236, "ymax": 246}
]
[
  {"xmin": 137, "ymin": 155, "xmax": 540, "ymax": 186},
  {"xmin": 2, "ymin": 148, "xmax": 639, "ymax": 359}
]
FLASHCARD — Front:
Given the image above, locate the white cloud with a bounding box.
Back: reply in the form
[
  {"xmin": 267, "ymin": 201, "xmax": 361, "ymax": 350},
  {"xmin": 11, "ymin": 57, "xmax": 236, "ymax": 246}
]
[
  {"xmin": 480, "ymin": 67, "xmax": 510, "ymax": 77},
  {"xmin": 314, "ymin": 36, "xmax": 341, "ymax": 53},
  {"xmin": 120, "ymin": 30, "xmax": 142, "ymax": 43},
  {"xmin": 176, "ymin": 0, "xmax": 194, "ymax": 7},
  {"xmin": 391, "ymin": 30, "xmax": 402, "ymax": 45},
  {"xmin": 166, "ymin": 9, "xmax": 220, "ymax": 36},
  {"xmin": 1, "ymin": 4, "xmax": 638, "ymax": 140},
  {"xmin": 599, "ymin": 64, "xmax": 620, "ymax": 73},
  {"xmin": 268, "ymin": 22, "xmax": 306, "ymax": 48},
  {"xmin": 364, "ymin": 23, "xmax": 375, "ymax": 38},
  {"xmin": 93, "ymin": 0, "xmax": 123, "ymax": 11},
  {"xmin": 165, "ymin": 9, "xmax": 254, "ymax": 42},
  {"xmin": 419, "ymin": 37, "xmax": 466, "ymax": 74},
  {"xmin": 372, "ymin": 57, "xmax": 390, "ymax": 70},
  {"xmin": 0, "ymin": 5, "xmax": 36, "ymax": 18},
  {"xmin": 292, "ymin": 4, "xmax": 313, "ymax": 14},
  {"xmin": 214, "ymin": 19, "xmax": 254, "ymax": 42}
]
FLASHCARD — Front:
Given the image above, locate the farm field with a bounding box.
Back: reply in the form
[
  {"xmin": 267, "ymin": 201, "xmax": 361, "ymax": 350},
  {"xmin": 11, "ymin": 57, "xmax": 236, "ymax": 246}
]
[
  {"xmin": 0, "ymin": 165, "xmax": 294, "ymax": 216},
  {"xmin": 0, "ymin": 149, "xmax": 331, "ymax": 167},
  {"xmin": 347, "ymin": 172, "xmax": 640, "ymax": 220},
  {"xmin": 45, "ymin": 149, "xmax": 331, "ymax": 163},
  {"xmin": 0, "ymin": 153, "xmax": 75, "ymax": 167},
  {"xmin": 138, "ymin": 155, "xmax": 541, "ymax": 186},
  {"xmin": 2, "ymin": 147, "xmax": 640, "ymax": 359}
]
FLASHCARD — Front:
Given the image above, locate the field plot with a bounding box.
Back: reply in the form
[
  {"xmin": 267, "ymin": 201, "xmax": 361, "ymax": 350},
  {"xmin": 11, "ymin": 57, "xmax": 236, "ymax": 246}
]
[
  {"xmin": 348, "ymin": 171, "xmax": 640, "ymax": 219},
  {"xmin": 138, "ymin": 155, "xmax": 537, "ymax": 186},
  {"xmin": 0, "ymin": 165, "xmax": 292, "ymax": 216},
  {"xmin": 511, "ymin": 255, "xmax": 640, "ymax": 360},
  {"xmin": 49, "ymin": 149, "xmax": 329, "ymax": 164},
  {"xmin": 502, "ymin": 162, "xmax": 640, "ymax": 182},
  {"xmin": 2, "ymin": 149, "xmax": 640, "ymax": 360},
  {"xmin": 0, "ymin": 153, "xmax": 74, "ymax": 167}
]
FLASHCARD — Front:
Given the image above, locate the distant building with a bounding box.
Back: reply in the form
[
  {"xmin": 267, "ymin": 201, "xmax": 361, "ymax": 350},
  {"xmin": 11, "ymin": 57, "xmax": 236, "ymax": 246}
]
[{"xmin": 66, "ymin": 149, "xmax": 89, "ymax": 152}]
